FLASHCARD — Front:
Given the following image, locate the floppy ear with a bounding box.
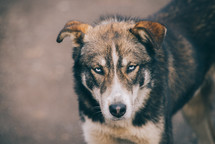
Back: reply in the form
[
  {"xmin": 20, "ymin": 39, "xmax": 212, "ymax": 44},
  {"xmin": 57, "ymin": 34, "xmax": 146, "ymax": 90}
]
[
  {"xmin": 131, "ymin": 21, "xmax": 167, "ymax": 48},
  {"xmin": 56, "ymin": 21, "xmax": 92, "ymax": 46}
]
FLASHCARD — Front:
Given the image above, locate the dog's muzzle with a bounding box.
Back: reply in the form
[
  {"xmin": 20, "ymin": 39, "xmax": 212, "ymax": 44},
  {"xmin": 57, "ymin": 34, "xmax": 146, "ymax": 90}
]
[{"xmin": 109, "ymin": 103, "xmax": 126, "ymax": 118}]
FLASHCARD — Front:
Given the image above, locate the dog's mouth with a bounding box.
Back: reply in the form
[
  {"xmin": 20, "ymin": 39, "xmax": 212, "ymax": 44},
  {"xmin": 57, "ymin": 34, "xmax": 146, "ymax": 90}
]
[{"xmin": 112, "ymin": 117, "xmax": 125, "ymax": 121}]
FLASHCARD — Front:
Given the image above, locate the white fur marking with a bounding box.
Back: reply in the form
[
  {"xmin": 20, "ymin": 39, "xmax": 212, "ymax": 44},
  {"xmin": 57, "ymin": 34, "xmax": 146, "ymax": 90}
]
[
  {"xmin": 112, "ymin": 43, "xmax": 118, "ymax": 70},
  {"xmin": 143, "ymin": 70, "xmax": 151, "ymax": 87},
  {"xmin": 82, "ymin": 74, "xmax": 92, "ymax": 93},
  {"xmin": 122, "ymin": 58, "xmax": 128, "ymax": 66},
  {"xmin": 101, "ymin": 59, "xmax": 106, "ymax": 66},
  {"xmin": 99, "ymin": 43, "xmax": 133, "ymax": 120}
]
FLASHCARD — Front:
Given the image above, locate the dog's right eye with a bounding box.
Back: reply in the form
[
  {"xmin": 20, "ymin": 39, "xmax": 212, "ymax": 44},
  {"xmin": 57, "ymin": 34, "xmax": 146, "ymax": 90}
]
[
  {"xmin": 127, "ymin": 65, "xmax": 137, "ymax": 73},
  {"xmin": 93, "ymin": 67, "xmax": 104, "ymax": 75}
]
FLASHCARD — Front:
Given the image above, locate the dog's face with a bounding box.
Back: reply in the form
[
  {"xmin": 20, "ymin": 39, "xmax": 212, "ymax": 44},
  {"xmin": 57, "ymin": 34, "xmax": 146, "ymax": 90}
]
[
  {"xmin": 57, "ymin": 20, "xmax": 166, "ymax": 122},
  {"xmin": 80, "ymin": 23, "xmax": 153, "ymax": 121}
]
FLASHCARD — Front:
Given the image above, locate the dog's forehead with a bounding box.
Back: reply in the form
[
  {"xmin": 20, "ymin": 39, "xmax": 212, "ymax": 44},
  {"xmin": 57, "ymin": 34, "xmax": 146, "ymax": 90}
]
[
  {"xmin": 81, "ymin": 22, "xmax": 150, "ymax": 64},
  {"xmin": 83, "ymin": 22, "xmax": 134, "ymax": 53},
  {"xmin": 84, "ymin": 22, "xmax": 134, "ymax": 44}
]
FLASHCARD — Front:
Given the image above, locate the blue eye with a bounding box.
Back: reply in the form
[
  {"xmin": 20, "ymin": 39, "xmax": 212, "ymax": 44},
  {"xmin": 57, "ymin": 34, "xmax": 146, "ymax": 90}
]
[
  {"xmin": 127, "ymin": 65, "xmax": 137, "ymax": 73},
  {"xmin": 93, "ymin": 67, "xmax": 104, "ymax": 75}
]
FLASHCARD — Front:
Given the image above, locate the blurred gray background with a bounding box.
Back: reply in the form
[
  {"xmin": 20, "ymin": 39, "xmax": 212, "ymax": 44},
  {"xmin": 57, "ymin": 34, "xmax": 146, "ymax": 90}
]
[{"xmin": 0, "ymin": 0, "xmax": 214, "ymax": 144}]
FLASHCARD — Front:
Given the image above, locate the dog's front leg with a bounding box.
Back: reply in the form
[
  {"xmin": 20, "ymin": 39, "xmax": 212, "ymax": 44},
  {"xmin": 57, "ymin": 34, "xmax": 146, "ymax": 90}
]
[
  {"xmin": 83, "ymin": 130, "xmax": 118, "ymax": 144},
  {"xmin": 82, "ymin": 119, "xmax": 119, "ymax": 144}
]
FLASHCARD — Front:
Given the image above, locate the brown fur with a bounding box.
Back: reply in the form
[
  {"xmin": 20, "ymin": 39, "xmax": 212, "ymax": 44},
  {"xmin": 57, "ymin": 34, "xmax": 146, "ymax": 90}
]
[
  {"xmin": 132, "ymin": 21, "xmax": 166, "ymax": 47},
  {"xmin": 182, "ymin": 64, "xmax": 215, "ymax": 143}
]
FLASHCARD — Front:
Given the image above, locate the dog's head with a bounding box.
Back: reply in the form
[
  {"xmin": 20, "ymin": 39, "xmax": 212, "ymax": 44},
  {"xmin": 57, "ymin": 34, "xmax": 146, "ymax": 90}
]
[{"xmin": 57, "ymin": 19, "xmax": 166, "ymax": 123}]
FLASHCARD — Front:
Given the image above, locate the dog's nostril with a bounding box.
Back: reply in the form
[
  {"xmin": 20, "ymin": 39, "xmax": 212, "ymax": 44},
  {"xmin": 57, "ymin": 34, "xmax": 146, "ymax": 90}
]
[{"xmin": 109, "ymin": 103, "xmax": 126, "ymax": 118}]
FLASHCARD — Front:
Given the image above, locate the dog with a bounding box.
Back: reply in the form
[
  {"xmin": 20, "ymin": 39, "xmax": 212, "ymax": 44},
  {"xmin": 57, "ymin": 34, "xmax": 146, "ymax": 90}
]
[{"xmin": 56, "ymin": 0, "xmax": 215, "ymax": 143}]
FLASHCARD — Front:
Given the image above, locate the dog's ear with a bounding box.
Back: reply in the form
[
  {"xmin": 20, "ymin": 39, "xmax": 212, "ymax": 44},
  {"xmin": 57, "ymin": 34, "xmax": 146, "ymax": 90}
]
[
  {"xmin": 56, "ymin": 21, "xmax": 92, "ymax": 46},
  {"xmin": 131, "ymin": 21, "xmax": 167, "ymax": 48}
]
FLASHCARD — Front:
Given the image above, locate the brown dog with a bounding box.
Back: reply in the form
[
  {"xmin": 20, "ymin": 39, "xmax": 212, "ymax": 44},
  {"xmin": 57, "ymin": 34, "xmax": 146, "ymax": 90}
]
[{"xmin": 56, "ymin": 0, "xmax": 215, "ymax": 143}]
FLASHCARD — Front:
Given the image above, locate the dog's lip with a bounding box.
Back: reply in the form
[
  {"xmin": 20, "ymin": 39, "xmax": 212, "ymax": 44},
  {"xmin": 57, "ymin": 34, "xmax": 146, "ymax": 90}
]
[{"xmin": 111, "ymin": 117, "xmax": 125, "ymax": 121}]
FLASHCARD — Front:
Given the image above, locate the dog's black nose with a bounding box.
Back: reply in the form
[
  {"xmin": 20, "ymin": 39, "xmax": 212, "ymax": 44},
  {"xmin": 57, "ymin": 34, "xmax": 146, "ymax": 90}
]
[{"xmin": 109, "ymin": 103, "xmax": 126, "ymax": 118}]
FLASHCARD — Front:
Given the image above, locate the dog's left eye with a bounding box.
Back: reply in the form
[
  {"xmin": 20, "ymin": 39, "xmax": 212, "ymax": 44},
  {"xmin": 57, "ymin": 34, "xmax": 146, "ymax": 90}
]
[
  {"xmin": 127, "ymin": 65, "xmax": 137, "ymax": 73},
  {"xmin": 93, "ymin": 67, "xmax": 104, "ymax": 75}
]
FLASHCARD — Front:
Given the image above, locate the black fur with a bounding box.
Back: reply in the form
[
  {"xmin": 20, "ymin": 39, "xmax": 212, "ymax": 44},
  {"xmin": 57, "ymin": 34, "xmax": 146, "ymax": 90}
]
[{"xmin": 73, "ymin": 58, "xmax": 105, "ymax": 123}]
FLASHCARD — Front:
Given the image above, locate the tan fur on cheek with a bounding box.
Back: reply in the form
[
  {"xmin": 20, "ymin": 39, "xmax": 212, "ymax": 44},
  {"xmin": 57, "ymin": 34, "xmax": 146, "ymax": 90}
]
[
  {"xmin": 127, "ymin": 65, "xmax": 140, "ymax": 81},
  {"xmin": 132, "ymin": 70, "xmax": 152, "ymax": 113}
]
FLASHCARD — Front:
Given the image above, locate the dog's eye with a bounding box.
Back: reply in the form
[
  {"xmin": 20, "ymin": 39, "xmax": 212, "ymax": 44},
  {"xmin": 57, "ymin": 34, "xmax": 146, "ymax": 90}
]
[
  {"xmin": 127, "ymin": 65, "xmax": 137, "ymax": 73},
  {"xmin": 93, "ymin": 67, "xmax": 104, "ymax": 75}
]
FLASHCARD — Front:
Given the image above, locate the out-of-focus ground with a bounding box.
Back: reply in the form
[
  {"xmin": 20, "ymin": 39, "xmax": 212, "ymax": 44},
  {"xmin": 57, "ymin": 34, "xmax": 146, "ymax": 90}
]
[{"xmin": 0, "ymin": 0, "xmax": 214, "ymax": 144}]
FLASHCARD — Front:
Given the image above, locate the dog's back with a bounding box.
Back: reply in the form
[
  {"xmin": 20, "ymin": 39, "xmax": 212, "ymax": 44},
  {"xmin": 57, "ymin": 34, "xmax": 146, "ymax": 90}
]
[
  {"xmin": 152, "ymin": 0, "xmax": 215, "ymax": 112},
  {"xmin": 155, "ymin": 0, "xmax": 215, "ymax": 62},
  {"xmin": 154, "ymin": 0, "xmax": 215, "ymax": 143}
]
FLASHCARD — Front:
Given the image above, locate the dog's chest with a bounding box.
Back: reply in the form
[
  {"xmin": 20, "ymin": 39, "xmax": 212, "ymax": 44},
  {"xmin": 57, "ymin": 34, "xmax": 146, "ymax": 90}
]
[{"xmin": 82, "ymin": 117, "xmax": 163, "ymax": 144}]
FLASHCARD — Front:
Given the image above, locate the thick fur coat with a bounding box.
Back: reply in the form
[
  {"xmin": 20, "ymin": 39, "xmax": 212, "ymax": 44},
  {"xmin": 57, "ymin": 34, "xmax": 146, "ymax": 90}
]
[{"xmin": 56, "ymin": 0, "xmax": 215, "ymax": 143}]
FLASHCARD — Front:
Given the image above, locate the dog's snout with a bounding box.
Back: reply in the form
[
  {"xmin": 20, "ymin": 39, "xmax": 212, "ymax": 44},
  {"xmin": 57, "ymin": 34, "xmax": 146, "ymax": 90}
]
[{"xmin": 109, "ymin": 103, "xmax": 126, "ymax": 118}]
